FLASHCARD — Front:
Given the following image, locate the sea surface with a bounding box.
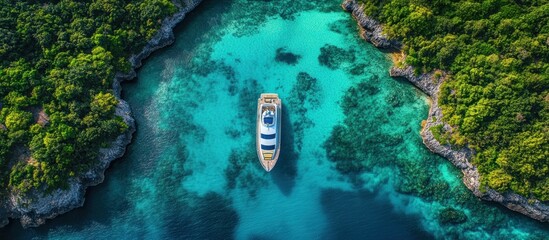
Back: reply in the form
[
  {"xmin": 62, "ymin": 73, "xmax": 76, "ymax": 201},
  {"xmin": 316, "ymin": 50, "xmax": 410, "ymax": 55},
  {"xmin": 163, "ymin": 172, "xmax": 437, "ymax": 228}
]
[{"xmin": 2, "ymin": 0, "xmax": 548, "ymax": 239}]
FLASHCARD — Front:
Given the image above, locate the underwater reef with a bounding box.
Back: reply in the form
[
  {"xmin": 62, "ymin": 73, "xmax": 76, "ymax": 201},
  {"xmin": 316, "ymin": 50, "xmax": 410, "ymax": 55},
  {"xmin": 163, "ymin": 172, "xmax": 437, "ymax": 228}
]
[{"xmin": 318, "ymin": 44, "xmax": 356, "ymax": 70}]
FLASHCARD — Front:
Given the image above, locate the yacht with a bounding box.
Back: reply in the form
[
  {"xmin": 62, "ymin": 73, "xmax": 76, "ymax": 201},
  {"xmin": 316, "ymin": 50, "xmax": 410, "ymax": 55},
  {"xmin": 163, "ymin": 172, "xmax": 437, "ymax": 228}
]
[{"xmin": 256, "ymin": 93, "xmax": 281, "ymax": 172}]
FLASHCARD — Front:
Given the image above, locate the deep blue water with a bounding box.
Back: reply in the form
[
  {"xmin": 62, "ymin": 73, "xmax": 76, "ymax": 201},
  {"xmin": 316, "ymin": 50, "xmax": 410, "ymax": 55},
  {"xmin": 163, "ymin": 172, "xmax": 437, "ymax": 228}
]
[{"xmin": 1, "ymin": 0, "xmax": 548, "ymax": 239}]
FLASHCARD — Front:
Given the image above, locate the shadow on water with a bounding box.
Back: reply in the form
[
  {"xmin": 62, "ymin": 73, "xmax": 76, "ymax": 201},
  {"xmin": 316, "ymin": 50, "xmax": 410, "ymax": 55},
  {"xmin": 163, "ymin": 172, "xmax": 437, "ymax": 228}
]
[
  {"xmin": 320, "ymin": 189, "xmax": 434, "ymax": 240},
  {"xmin": 271, "ymin": 105, "xmax": 298, "ymax": 196},
  {"xmin": 162, "ymin": 192, "xmax": 239, "ymax": 239}
]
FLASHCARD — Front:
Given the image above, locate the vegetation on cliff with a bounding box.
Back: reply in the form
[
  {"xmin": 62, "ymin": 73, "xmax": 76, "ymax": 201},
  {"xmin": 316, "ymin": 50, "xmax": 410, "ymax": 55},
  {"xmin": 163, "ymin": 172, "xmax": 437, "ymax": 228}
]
[
  {"xmin": 358, "ymin": 0, "xmax": 548, "ymax": 200},
  {"xmin": 0, "ymin": 0, "xmax": 178, "ymax": 195}
]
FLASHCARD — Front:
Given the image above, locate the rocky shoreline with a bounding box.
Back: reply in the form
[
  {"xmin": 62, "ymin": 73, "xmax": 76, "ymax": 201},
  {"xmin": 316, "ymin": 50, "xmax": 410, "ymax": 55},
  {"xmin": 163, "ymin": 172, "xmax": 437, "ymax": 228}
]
[
  {"xmin": 0, "ymin": 0, "xmax": 203, "ymax": 228},
  {"xmin": 342, "ymin": 0, "xmax": 549, "ymax": 222}
]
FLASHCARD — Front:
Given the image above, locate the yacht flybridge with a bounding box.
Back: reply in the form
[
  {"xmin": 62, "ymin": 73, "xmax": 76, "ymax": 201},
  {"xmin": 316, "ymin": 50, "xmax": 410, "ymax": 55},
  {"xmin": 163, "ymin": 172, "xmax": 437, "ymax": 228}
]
[{"xmin": 256, "ymin": 93, "xmax": 281, "ymax": 172}]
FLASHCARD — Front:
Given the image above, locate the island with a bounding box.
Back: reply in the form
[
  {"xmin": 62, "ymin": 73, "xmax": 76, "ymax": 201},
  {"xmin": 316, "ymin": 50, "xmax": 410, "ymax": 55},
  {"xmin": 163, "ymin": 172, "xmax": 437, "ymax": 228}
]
[
  {"xmin": 0, "ymin": 0, "xmax": 202, "ymax": 227},
  {"xmin": 342, "ymin": 0, "xmax": 548, "ymax": 221}
]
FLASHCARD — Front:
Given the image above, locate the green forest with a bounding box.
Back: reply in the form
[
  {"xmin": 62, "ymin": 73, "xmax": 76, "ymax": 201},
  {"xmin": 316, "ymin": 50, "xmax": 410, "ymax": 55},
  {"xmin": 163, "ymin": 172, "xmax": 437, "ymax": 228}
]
[
  {"xmin": 0, "ymin": 0, "xmax": 179, "ymax": 196},
  {"xmin": 359, "ymin": 0, "xmax": 548, "ymax": 200}
]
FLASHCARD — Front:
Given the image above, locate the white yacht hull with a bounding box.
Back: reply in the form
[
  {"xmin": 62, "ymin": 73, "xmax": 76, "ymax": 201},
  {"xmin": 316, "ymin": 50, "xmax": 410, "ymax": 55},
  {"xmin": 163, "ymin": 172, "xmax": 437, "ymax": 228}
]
[{"xmin": 256, "ymin": 93, "xmax": 281, "ymax": 172}]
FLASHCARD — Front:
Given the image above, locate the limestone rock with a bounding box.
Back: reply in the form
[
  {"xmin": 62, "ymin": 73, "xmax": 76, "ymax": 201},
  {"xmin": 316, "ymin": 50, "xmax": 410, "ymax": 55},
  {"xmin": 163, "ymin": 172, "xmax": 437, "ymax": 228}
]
[{"xmin": 342, "ymin": 0, "xmax": 401, "ymax": 49}]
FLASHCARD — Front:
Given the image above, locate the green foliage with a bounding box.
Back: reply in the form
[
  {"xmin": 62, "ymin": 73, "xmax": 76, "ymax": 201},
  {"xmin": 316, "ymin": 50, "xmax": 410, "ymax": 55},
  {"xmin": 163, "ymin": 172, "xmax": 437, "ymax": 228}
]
[
  {"xmin": 5, "ymin": 110, "xmax": 32, "ymax": 132},
  {"xmin": 360, "ymin": 0, "xmax": 549, "ymax": 199},
  {"xmin": 90, "ymin": 92, "xmax": 118, "ymax": 116},
  {"xmin": 430, "ymin": 124, "xmax": 449, "ymax": 145},
  {"xmin": 0, "ymin": 0, "xmax": 177, "ymax": 195}
]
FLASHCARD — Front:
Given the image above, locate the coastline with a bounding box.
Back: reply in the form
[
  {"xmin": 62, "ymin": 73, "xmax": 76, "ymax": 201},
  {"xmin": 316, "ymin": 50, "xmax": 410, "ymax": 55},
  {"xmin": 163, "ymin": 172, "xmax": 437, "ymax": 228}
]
[
  {"xmin": 341, "ymin": 0, "xmax": 548, "ymax": 222},
  {"xmin": 0, "ymin": 0, "xmax": 203, "ymax": 228}
]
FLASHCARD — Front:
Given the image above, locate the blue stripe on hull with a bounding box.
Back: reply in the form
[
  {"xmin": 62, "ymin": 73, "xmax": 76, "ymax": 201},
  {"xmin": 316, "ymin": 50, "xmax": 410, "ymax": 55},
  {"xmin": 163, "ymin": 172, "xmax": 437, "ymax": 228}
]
[
  {"xmin": 261, "ymin": 133, "xmax": 276, "ymax": 139},
  {"xmin": 261, "ymin": 144, "xmax": 276, "ymax": 150}
]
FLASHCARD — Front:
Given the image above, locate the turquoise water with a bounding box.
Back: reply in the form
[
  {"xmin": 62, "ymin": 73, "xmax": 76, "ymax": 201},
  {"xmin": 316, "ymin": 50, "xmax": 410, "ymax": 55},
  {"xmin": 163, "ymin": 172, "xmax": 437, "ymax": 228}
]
[{"xmin": 1, "ymin": 0, "xmax": 548, "ymax": 239}]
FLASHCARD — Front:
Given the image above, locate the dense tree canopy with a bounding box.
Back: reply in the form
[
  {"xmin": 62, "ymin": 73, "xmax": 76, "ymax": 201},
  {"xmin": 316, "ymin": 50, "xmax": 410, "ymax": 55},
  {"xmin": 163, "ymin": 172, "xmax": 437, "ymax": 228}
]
[
  {"xmin": 0, "ymin": 0, "xmax": 178, "ymax": 195},
  {"xmin": 359, "ymin": 0, "xmax": 548, "ymax": 200}
]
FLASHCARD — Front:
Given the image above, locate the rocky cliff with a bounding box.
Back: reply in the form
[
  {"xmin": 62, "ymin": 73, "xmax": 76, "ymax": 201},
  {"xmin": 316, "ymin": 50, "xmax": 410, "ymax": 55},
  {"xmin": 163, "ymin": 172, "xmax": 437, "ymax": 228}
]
[
  {"xmin": 342, "ymin": 0, "xmax": 549, "ymax": 222},
  {"xmin": 0, "ymin": 0, "xmax": 203, "ymax": 228}
]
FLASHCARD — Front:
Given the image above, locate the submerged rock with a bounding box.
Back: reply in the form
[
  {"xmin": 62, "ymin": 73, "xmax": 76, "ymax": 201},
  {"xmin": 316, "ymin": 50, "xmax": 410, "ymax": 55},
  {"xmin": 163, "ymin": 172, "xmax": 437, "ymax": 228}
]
[
  {"xmin": 341, "ymin": 0, "xmax": 549, "ymax": 222},
  {"xmin": 349, "ymin": 63, "xmax": 368, "ymax": 75},
  {"xmin": 438, "ymin": 207, "xmax": 467, "ymax": 224},
  {"xmin": 0, "ymin": 0, "xmax": 204, "ymax": 228},
  {"xmin": 275, "ymin": 47, "xmax": 301, "ymax": 65},
  {"xmin": 288, "ymin": 72, "xmax": 321, "ymax": 151},
  {"xmin": 318, "ymin": 44, "xmax": 356, "ymax": 70}
]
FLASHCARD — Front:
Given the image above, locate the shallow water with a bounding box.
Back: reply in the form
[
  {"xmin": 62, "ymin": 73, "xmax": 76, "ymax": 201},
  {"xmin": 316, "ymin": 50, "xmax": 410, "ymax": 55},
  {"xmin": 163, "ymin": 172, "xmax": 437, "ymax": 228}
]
[{"xmin": 1, "ymin": 0, "xmax": 548, "ymax": 239}]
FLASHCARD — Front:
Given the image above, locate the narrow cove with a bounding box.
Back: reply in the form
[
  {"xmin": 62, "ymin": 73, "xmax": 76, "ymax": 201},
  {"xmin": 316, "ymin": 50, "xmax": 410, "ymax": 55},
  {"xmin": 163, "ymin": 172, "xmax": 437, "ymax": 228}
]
[{"xmin": 1, "ymin": 0, "xmax": 547, "ymax": 238}]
